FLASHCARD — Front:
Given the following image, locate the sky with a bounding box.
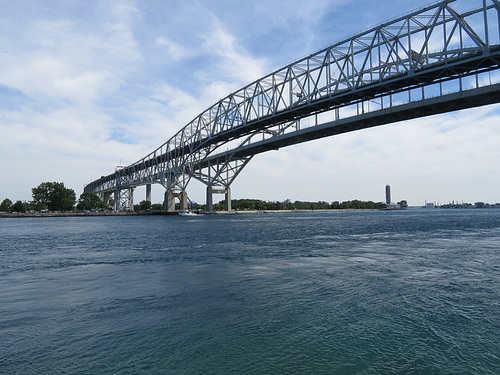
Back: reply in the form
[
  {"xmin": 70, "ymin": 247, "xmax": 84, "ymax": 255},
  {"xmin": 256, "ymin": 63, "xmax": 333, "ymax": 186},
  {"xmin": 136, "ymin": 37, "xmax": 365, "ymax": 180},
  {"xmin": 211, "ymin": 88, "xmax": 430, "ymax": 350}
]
[{"xmin": 0, "ymin": 0, "xmax": 499, "ymax": 207}]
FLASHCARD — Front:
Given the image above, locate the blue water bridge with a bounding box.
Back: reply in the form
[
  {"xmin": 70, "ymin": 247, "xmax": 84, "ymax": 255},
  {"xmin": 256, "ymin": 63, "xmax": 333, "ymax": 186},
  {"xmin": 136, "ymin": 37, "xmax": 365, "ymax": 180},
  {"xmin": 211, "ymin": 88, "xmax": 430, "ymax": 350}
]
[{"xmin": 85, "ymin": 0, "xmax": 500, "ymax": 212}]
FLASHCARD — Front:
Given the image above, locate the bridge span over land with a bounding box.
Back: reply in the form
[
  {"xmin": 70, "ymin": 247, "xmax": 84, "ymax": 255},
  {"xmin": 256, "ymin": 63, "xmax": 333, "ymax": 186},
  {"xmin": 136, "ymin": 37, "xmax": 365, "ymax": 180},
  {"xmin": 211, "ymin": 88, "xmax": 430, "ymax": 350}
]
[{"xmin": 85, "ymin": 0, "xmax": 500, "ymax": 212}]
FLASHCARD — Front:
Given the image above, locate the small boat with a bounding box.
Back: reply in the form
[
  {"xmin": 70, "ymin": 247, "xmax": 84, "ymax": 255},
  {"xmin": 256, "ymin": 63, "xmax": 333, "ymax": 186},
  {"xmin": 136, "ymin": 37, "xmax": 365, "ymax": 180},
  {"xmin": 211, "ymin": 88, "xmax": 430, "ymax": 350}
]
[{"xmin": 179, "ymin": 210, "xmax": 197, "ymax": 216}]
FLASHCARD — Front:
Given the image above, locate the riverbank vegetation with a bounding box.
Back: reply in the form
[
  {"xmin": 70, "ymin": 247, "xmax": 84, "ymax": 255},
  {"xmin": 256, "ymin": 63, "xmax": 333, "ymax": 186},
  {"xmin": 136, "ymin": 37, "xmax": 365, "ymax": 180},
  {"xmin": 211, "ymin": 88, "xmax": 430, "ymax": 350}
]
[
  {"xmin": 2, "ymin": 181, "xmax": 498, "ymax": 214},
  {"xmin": 213, "ymin": 199, "xmax": 389, "ymax": 211},
  {"xmin": 1, "ymin": 182, "xmax": 106, "ymax": 213}
]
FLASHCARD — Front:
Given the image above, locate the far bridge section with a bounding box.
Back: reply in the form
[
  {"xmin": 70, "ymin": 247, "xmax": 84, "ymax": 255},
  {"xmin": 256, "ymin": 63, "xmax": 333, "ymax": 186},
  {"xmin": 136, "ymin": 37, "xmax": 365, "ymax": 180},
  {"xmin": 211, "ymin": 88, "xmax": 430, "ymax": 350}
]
[{"xmin": 85, "ymin": 0, "xmax": 500, "ymax": 212}]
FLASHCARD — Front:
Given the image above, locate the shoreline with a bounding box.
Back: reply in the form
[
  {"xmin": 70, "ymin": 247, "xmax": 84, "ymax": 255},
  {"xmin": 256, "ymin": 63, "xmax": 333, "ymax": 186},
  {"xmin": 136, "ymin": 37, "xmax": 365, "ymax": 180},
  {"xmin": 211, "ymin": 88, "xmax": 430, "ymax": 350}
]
[
  {"xmin": 1, "ymin": 208, "xmax": 388, "ymax": 218},
  {"xmin": 213, "ymin": 208, "xmax": 384, "ymax": 214},
  {"xmin": 0, "ymin": 211, "xmax": 174, "ymax": 218}
]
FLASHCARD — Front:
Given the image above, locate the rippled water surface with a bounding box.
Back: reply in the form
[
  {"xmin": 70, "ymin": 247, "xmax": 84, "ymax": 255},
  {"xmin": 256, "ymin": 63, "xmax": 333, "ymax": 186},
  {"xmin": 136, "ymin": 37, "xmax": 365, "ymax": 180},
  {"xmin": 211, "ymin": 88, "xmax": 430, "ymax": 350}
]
[{"xmin": 1, "ymin": 209, "xmax": 500, "ymax": 374}]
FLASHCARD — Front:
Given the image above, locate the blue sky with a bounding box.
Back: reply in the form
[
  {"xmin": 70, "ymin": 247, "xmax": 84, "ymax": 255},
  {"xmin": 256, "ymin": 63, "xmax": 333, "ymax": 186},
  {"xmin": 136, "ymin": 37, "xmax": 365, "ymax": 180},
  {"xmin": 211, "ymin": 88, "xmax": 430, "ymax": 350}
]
[{"xmin": 1, "ymin": 0, "xmax": 499, "ymax": 207}]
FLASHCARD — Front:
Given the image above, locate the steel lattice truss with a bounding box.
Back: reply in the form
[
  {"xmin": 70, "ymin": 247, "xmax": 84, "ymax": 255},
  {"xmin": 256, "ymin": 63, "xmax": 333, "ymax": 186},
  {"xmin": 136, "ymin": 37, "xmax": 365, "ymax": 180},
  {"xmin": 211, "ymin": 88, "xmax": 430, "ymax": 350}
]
[{"xmin": 85, "ymin": 0, "xmax": 500, "ymax": 198}]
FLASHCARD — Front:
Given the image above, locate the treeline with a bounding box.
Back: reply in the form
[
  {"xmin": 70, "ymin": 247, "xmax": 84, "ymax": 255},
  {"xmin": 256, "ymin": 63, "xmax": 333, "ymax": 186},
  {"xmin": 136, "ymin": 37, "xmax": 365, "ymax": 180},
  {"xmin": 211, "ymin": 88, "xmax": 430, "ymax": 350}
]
[
  {"xmin": 2, "ymin": 180, "xmax": 393, "ymax": 213},
  {"xmin": 1, "ymin": 181, "xmax": 107, "ymax": 213},
  {"xmin": 215, "ymin": 199, "xmax": 388, "ymax": 211},
  {"xmin": 331, "ymin": 200, "xmax": 388, "ymax": 209}
]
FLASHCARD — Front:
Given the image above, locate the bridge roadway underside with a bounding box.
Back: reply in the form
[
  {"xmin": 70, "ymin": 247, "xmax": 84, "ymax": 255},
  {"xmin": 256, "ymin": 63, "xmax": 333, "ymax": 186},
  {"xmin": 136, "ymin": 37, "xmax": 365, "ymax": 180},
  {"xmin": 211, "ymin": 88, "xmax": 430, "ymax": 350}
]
[
  {"xmin": 167, "ymin": 49, "xmax": 500, "ymax": 164},
  {"xmin": 200, "ymin": 83, "xmax": 500, "ymax": 166},
  {"xmin": 92, "ymin": 82, "xmax": 500, "ymax": 212}
]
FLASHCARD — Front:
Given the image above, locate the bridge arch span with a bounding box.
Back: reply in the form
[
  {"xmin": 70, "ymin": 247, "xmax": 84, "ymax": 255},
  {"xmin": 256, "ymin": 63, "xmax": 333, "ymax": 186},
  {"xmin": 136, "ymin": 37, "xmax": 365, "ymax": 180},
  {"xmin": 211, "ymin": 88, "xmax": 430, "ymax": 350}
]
[{"xmin": 85, "ymin": 0, "xmax": 500, "ymax": 211}]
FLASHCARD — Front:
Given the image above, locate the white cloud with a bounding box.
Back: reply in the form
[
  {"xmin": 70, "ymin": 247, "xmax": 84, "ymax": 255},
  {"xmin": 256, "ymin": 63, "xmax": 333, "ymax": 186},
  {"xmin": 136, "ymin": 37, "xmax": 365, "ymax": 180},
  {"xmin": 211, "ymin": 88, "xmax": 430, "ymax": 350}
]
[
  {"xmin": 201, "ymin": 20, "xmax": 268, "ymax": 85},
  {"xmin": 0, "ymin": 0, "xmax": 147, "ymax": 201},
  {"xmin": 0, "ymin": 3, "xmax": 142, "ymax": 107},
  {"xmin": 155, "ymin": 37, "xmax": 191, "ymax": 60}
]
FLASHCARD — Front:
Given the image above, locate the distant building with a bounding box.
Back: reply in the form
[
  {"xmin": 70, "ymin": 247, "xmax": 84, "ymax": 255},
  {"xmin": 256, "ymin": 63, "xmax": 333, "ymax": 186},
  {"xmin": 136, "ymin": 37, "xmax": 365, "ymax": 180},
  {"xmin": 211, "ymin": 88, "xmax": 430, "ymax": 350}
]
[
  {"xmin": 426, "ymin": 203, "xmax": 435, "ymax": 209},
  {"xmin": 386, "ymin": 203, "xmax": 401, "ymax": 210}
]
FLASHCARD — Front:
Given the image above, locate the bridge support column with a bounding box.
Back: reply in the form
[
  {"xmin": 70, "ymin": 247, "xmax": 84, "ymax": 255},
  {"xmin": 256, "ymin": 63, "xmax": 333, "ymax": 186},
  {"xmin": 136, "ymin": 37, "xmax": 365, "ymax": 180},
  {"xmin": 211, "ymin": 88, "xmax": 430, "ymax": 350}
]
[
  {"xmin": 128, "ymin": 188, "xmax": 134, "ymax": 211},
  {"xmin": 163, "ymin": 190, "xmax": 188, "ymax": 212},
  {"xmin": 114, "ymin": 187, "xmax": 134, "ymax": 211},
  {"xmin": 114, "ymin": 190, "xmax": 120, "ymax": 211},
  {"xmin": 179, "ymin": 191, "xmax": 188, "ymax": 211},
  {"xmin": 164, "ymin": 190, "xmax": 176, "ymax": 212},
  {"xmin": 206, "ymin": 186, "xmax": 231, "ymax": 212},
  {"xmin": 206, "ymin": 186, "xmax": 213, "ymax": 212},
  {"xmin": 146, "ymin": 184, "xmax": 152, "ymax": 202},
  {"xmin": 225, "ymin": 187, "xmax": 231, "ymax": 211},
  {"xmin": 102, "ymin": 192, "xmax": 112, "ymax": 209}
]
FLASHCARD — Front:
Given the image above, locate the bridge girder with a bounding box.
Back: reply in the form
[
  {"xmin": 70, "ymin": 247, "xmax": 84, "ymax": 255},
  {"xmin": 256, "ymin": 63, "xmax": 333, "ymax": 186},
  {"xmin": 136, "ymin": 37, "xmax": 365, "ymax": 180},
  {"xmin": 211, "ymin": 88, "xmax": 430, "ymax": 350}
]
[{"xmin": 85, "ymin": 0, "xmax": 500, "ymax": 209}]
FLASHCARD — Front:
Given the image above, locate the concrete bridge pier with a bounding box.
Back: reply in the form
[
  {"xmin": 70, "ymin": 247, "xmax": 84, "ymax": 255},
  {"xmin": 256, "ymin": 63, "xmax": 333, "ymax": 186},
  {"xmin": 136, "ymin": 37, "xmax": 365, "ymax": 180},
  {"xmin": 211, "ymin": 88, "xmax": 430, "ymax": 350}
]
[
  {"xmin": 163, "ymin": 190, "xmax": 188, "ymax": 212},
  {"xmin": 146, "ymin": 184, "xmax": 152, "ymax": 202},
  {"xmin": 99, "ymin": 192, "xmax": 113, "ymax": 208},
  {"xmin": 206, "ymin": 186, "xmax": 231, "ymax": 212}
]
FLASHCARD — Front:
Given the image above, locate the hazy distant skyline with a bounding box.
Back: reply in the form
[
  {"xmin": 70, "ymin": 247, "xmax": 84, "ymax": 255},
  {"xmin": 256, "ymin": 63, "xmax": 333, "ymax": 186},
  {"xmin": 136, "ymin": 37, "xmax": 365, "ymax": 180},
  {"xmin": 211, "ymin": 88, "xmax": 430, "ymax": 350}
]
[{"xmin": 1, "ymin": 0, "xmax": 499, "ymax": 206}]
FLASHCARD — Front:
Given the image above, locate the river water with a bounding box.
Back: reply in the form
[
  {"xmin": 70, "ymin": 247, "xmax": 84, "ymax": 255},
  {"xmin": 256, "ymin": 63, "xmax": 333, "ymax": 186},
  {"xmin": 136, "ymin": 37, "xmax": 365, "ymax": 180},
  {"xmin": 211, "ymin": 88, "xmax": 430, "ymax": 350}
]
[{"xmin": 1, "ymin": 209, "xmax": 500, "ymax": 374}]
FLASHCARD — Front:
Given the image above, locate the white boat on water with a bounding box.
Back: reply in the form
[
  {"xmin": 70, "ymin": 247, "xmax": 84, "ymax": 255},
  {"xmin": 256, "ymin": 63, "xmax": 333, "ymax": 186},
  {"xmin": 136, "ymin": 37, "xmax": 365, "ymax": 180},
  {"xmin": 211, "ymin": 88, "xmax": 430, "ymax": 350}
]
[{"xmin": 179, "ymin": 210, "xmax": 197, "ymax": 216}]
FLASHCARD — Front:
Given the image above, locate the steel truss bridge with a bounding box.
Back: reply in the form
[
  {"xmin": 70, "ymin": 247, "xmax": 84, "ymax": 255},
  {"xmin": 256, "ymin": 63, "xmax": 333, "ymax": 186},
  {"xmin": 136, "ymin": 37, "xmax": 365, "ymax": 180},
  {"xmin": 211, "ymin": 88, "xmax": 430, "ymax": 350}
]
[{"xmin": 85, "ymin": 0, "xmax": 500, "ymax": 212}]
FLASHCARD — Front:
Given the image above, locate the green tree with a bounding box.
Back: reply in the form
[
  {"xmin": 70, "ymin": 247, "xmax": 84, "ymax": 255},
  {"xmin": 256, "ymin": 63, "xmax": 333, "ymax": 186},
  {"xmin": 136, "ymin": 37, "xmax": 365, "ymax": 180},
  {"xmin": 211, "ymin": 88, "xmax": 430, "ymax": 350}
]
[
  {"xmin": 77, "ymin": 192, "xmax": 106, "ymax": 210},
  {"xmin": 151, "ymin": 203, "xmax": 163, "ymax": 210},
  {"xmin": 31, "ymin": 201, "xmax": 48, "ymax": 211},
  {"xmin": 0, "ymin": 198, "xmax": 12, "ymax": 212},
  {"xmin": 138, "ymin": 200, "xmax": 152, "ymax": 211},
  {"xmin": 61, "ymin": 198, "xmax": 75, "ymax": 211},
  {"xmin": 11, "ymin": 200, "xmax": 27, "ymax": 212},
  {"xmin": 32, "ymin": 182, "xmax": 76, "ymax": 211}
]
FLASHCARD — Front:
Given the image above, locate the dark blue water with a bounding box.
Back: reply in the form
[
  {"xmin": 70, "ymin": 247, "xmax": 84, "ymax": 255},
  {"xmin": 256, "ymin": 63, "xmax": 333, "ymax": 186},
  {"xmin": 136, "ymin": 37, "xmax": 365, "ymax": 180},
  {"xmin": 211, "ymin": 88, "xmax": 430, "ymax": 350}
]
[{"xmin": 1, "ymin": 209, "xmax": 500, "ymax": 374}]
